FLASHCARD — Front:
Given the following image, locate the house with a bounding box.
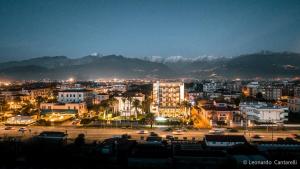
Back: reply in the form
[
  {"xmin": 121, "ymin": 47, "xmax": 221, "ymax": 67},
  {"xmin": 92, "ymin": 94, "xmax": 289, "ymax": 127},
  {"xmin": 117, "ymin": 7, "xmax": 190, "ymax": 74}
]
[
  {"xmin": 204, "ymin": 135, "xmax": 247, "ymax": 147},
  {"xmin": 202, "ymin": 101, "xmax": 241, "ymax": 126}
]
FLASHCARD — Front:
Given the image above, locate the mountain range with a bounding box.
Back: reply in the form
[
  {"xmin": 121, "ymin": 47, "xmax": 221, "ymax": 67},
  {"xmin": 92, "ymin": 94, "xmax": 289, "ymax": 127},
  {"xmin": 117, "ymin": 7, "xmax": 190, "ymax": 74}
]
[{"xmin": 0, "ymin": 51, "xmax": 299, "ymax": 80}]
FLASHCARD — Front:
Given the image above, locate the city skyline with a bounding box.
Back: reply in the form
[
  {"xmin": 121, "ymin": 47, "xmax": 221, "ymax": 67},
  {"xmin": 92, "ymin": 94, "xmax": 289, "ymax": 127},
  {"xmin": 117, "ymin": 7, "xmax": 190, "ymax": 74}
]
[{"xmin": 0, "ymin": 0, "xmax": 300, "ymax": 61}]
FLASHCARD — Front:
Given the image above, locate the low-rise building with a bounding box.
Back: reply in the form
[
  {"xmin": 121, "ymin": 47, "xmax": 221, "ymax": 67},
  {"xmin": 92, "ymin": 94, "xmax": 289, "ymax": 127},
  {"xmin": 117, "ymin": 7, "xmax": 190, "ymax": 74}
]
[
  {"xmin": 93, "ymin": 93, "xmax": 109, "ymax": 104},
  {"xmin": 202, "ymin": 103, "xmax": 241, "ymax": 126},
  {"xmin": 40, "ymin": 102, "xmax": 87, "ymax": 115},
  {"xmin": 240, "ymin": 102, "xmax": 288, "ymax": 123}
]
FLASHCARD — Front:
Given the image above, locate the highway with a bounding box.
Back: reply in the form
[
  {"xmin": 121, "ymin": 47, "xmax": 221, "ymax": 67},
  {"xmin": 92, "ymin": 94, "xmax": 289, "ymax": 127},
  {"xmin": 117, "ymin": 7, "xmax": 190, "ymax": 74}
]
[{"xmin": 1, "ymin": 125, "xmax": 299, "ymax": 143}]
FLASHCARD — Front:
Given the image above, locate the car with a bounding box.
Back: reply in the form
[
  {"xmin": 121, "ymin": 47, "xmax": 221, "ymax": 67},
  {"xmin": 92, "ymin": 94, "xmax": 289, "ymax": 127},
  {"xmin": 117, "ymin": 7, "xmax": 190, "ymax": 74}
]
[
  {"xmin": 165, "ymin": 135, "xmax": 174, "ymax": 140},
  {"xmin": 172, "ymin": 130, "xmax": 183, "ymax": 135},
  {"xmin": 136, "ymin": 130, "xmax": 148, "ymax": 134},
  {"xmin": 163, "ymin": 127, "xmax": 173, "ymax": 132},
  {"xmin": 4, "ymin": 126, "xmax": 14, "ymax": 130},
  {"xmin": 291, "ymin": 134, "xmax": 300, "ymax": 139},
  {"xmin": 149, "ymin": 132, "xmax": 158, "ymax": 136},
  {"xmin": 227, "ymin": 128, "xmax": 239, "ymax": 133},
  {"xmin": 18, "ymin": 127, "xmax": 27, "ymax": 132},
  {"xmin": 251, "ymin": 135, "xmax": 263, "ymax": 139},
  {"xmin": 209, "ymin": 128, "xmax": 225, "ymax": 134}
]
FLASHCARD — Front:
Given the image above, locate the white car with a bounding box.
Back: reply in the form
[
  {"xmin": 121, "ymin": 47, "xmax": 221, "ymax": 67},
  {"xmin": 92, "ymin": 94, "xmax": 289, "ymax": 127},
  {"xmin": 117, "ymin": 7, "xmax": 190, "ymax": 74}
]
[
  {"xmin": 209, "ymin": 128, "xmax": 225, "ymax": 134},
  {"xmin": 136, "ymin": 130, "xmax": 149, "ymax": 134},
  {"xmin": 172, "ymin": 130, "xmax": 183, "ymax": 135}
]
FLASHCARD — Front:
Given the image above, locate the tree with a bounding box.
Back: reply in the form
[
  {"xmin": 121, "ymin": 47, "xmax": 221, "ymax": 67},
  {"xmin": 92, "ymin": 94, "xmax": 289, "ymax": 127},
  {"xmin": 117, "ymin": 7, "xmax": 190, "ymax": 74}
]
[
  {"xmin": 181, "ymin": 101, "xmax": 192, "ymax": 117},
  {"xmin": 74, "ymin": 133, "xmax": 85, "ymax": 147},
  {"xmin": 142, "ymin": 97, "xmax": 152, "ymax": 114},
  {"xmin": 108, "ymin": 97, "xmax": 118, "ymax": 115},
  {"xmin": 35, "ymin": 96, "xmax": 45, "ymax": 119},
  {"xmin": 126, "ymin": 95, "xmax": 133, "ymax": 120},
  {"xmin": 132, "ymin": 99, "xmax": 141, "ymax": 119},
  {"xmin": 100, "ymin": 100, "xmax": 109, "ymax": 120},
  {"xmin": 121, "ymin": 97, "xmax": 126, "ymax": 119},
  {"xmin": 20, "ymin": 101, "xmax": 35, "ymax": 116},
  {"xmin": 145, "ymin": 113, "xmax": 155, "ymax": 128}
]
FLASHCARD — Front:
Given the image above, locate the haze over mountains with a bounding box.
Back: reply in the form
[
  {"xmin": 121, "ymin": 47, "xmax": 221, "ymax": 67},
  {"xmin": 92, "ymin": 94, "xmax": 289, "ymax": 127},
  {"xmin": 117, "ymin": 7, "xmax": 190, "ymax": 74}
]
[{"xmin": 0, "ymin": 51, "xmax": 299, "ymax": 80}]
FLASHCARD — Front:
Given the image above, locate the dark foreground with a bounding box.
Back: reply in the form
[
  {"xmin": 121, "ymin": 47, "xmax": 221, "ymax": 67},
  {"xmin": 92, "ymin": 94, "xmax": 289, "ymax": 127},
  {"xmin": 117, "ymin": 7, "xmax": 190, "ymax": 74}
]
[{"xmin": 0, "ymin": 135, "xmax": 300, "ymax": 169}]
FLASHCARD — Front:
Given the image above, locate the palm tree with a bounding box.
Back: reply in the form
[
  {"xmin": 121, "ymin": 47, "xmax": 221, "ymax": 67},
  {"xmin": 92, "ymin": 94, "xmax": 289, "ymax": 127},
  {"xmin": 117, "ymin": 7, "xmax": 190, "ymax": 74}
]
[
  {"xmin": 35, "ymin": 96, "xmax": 45, "ymax": 119},
  {"xmin": 181, "ymin": 101, "xmax": 192, "ymax": 117},
  {"xmin": 132, "ymin": 99, "xmax": 141, "ymax": 119},
  {"xmin": 121, "ymin": 97, "xmax": 126, "ymax": 120},
  {"xmin": 100, "ymin": 101, "xmax": 109, "ymax": 120},
  {"xmin": 127, "ymin": 95, "xmax": 133, "ymax": 120},
  {"xmin": 108, "ymin": 97, "xmax": 118, "ymax": 116}
]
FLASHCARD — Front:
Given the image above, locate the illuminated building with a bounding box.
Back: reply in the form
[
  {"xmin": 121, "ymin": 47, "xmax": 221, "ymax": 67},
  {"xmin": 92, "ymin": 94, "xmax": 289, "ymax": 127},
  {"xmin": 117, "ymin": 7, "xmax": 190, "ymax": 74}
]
[{"xmin": 151, "ymin": 81, "xmax": 184, "ymax": 117}]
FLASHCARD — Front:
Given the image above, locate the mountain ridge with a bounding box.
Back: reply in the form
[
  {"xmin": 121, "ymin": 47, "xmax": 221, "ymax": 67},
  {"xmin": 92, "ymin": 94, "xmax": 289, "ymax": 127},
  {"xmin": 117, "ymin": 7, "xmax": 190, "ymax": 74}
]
[{"xmin": 0, "ymin": 51, "xmax": 299, "ymax": 80}]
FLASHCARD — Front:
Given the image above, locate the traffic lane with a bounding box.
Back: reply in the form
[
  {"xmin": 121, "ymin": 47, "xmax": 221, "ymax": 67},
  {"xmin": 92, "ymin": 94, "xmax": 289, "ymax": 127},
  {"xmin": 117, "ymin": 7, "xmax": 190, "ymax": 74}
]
[{"xmin": 0, "ymin": 126, "xmax": 299, "ymax": 141}]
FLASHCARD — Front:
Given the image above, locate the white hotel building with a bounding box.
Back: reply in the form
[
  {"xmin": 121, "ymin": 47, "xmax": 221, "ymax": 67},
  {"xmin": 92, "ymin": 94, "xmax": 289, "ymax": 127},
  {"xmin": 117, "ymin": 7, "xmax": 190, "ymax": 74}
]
[{"xmin": 151, "ymin": 81, "xmax": 185, "ymax": 117}]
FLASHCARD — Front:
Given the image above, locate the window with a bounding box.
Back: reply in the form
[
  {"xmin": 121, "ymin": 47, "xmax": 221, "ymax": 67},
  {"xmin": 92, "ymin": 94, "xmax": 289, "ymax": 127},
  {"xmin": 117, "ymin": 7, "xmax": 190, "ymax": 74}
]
[{"xmin": 79, "ymin": 94, "xmax": 82, "ymax": 97}]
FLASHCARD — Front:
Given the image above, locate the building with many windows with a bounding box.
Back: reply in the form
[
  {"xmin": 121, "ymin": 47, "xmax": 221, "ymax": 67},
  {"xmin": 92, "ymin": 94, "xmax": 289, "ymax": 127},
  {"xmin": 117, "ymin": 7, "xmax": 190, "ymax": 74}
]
[
  {"xmin": 151, "ymin": 81, "xmax": 184, "ymax": 117},
  {"xmin": 288, "ymin": 97, "xmax": 300, "ymax": 113},
  {"xmin": 239, "ymin": 102, "xmax": 288, "ymax": 123},
  {"xmin": 262, "ymin": 86, "xmax": 282, "ymax": 100},
  {"xmin": 58, "ymin": 88, "xmax": 92, "ymax": 103}
]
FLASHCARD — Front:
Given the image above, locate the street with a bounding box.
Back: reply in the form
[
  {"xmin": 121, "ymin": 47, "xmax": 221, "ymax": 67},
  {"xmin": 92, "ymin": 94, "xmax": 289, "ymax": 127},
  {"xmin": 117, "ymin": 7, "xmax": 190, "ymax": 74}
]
[{"xmin": 1, "ymin": 125, "xmax": 299, "ymax": 143}]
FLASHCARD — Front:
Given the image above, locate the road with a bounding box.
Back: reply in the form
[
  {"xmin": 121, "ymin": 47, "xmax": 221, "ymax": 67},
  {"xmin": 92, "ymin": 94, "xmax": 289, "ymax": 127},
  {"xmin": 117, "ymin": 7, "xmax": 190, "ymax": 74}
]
[{"xmin": 0, "ymin": 126, "xmax": 299, "ymax": 143}]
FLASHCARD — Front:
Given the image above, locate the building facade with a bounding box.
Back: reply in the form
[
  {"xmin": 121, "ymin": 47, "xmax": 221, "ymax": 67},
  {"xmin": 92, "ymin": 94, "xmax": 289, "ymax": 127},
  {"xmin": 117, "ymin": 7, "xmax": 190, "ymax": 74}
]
[
  {"xmin": 151, "ymin": 81, "xmax": 185, "ymax": 117},
  {"xmin": 262, "ymin": 86, "xmax": 282, "ymax": 100},
  {"xmin": 240, "ymin": 102, "xmax": 288, "ymax": 123},
  {"xmin": 114, "ymin": 93, "xmax": 145, "ymax": 117},
  {"xmin": 288, "ymin": 97, "xmax": 300, "ymax": 113},
  {"xmin": 58, "ymin": 88, "xmax": 92, "ymax": 103}
]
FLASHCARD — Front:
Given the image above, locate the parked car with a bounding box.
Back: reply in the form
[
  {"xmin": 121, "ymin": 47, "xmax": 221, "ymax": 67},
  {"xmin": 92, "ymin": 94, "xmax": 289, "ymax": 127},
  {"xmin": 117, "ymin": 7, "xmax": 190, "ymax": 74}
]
[
  {"xmin": 165, "ymin": 135, "xmax": 174, "ymax": 140},
  {"xmin": 227, "ymin": 128, "xmax": 239, "ymax": 132},
  {"xmin": 149, "ymin": 132, "xmax": 158, "ymax": 136},
  {"xmin": 18, "ymin": 127, "xmax": 27, "ymax": 132},
  {"xmin": 4, "ymin": 126, "xmax": 14, "ymax": 130},
  {"xmin": 136, "ymin": 130, "xmax": 148, "ymax": 134},
  {"xmin": 251, "ymin": 135, "xmax": 263, "ymax": 139},
  {"xmin": 172, "ymin": 130, "xmax": 183, "ymax": 135}
]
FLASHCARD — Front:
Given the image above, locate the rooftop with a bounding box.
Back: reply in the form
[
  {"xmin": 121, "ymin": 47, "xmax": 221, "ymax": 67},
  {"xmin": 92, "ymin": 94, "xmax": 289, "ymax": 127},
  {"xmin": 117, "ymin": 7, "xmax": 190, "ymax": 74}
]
[{"xmin": 205, "ymin": 135, "xmax": 247, "ymax": 143}]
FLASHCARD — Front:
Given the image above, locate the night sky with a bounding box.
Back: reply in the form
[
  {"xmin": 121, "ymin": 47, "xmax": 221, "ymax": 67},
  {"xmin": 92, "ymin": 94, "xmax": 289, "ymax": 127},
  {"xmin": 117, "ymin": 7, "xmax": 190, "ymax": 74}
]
[{"xmin": 0, "ymin": 0, "xmax": 300, "ymax": 60}]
